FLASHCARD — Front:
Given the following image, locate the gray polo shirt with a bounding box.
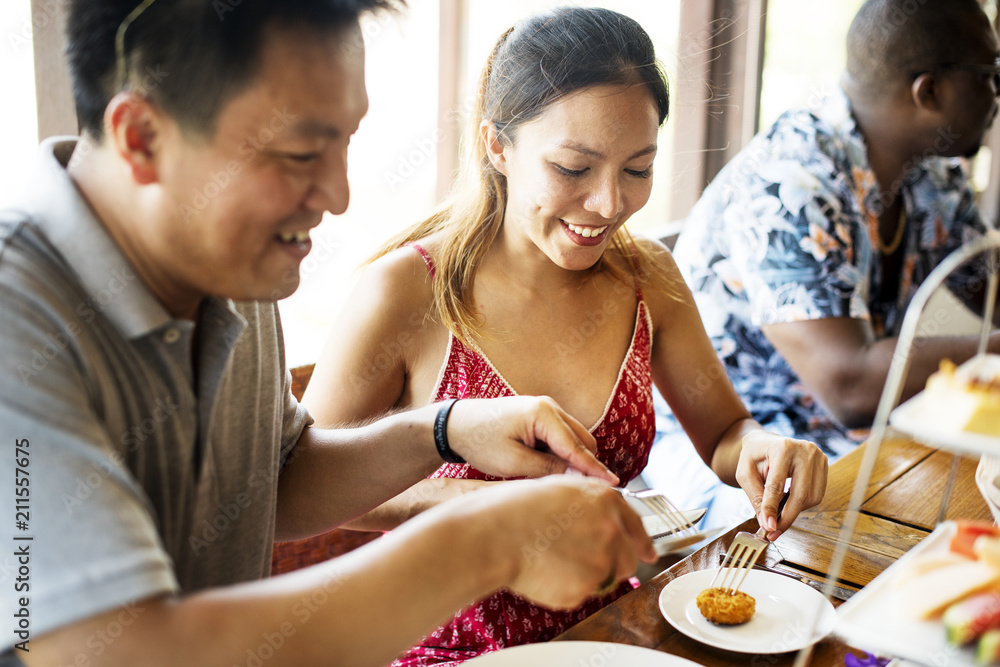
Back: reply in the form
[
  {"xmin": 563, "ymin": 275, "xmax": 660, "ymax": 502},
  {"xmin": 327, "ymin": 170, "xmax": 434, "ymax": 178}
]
[{"xmin": 0, "ymin": 138, "xmax": 312, "ymax": 658}]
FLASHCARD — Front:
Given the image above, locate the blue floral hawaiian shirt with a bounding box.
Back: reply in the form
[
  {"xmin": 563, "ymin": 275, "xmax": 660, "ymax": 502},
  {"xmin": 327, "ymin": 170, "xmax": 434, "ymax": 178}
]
[{"xmin": 667, "ymin": 88, "xmax": 988, "ymax": 457}]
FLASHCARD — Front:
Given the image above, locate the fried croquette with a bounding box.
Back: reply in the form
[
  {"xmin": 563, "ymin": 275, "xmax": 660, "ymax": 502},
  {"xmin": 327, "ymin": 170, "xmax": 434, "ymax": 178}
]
[{"xmin": 696, "ymin": 587, "xmax": 756, "ymax": 625}]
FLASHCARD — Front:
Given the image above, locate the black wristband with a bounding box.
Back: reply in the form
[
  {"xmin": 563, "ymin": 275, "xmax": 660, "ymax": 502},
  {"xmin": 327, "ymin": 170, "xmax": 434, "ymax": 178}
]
[{"xmin": 433, "ymin": 398, "xmax": 465, "ymax": 464}]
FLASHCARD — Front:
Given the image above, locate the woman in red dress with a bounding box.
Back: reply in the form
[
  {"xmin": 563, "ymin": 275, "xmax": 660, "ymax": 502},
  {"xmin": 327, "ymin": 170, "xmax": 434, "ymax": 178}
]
[{"xmin": 304, "ymin": 7, "xmax": 828, "ymax": 665}]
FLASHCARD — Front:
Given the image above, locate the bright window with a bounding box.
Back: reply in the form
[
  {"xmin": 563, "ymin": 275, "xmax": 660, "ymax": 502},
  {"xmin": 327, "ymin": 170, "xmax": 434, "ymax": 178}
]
[
  {"xmin": 278, "ymin": 3, "xmax": 441, "ymax": 367},
  {"xmin": 759, "ymin": 0, "xmax": 863, "ymax": 130},
  {"xmin": 0, "ymin": 0, "xmax": 39, "ymax": 207}
]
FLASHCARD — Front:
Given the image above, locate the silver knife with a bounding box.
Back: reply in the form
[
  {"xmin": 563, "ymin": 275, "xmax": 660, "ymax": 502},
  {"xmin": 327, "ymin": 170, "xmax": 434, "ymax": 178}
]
[
  {"xmin": 641, "ymin": 508, "xmax": 707, "ymax": 539},
  {"xmin": 749, "ymin": 563, "xmax": 857, "ymax": 601},
  {"xmin": 719, "ymin": 553, "xmax": 857, "ymax": 601}
]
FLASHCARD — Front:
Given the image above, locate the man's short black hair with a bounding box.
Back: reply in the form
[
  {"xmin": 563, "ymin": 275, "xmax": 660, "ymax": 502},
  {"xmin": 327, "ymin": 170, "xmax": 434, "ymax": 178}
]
[
  {"xmin": 67, "ymin": 0, "xmax": 400, "ymax": 140},
  {"xmin": 847, "ymin": 0, "xmax": 991, "ymax": 91}
]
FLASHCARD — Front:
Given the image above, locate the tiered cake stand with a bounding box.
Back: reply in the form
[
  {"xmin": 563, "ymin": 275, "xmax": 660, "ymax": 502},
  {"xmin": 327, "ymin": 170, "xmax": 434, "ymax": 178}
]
[{"xmin": 794, "ymin": 232, "xmax": 1000, "ymax": 667}]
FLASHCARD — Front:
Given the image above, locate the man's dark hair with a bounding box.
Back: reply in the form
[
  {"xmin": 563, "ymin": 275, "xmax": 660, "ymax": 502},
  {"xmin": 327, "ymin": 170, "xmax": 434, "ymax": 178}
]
[
  {"xmin": 67, "ymin": 0, "xmax": 400, "ymax": 140},
  {"xmin": 847, "ymin": 0, "xmax": 990, "ymax": 91}
]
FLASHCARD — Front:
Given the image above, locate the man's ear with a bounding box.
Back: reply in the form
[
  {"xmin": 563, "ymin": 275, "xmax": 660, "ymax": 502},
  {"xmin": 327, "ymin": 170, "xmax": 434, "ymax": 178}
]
[
  {"xmin": 480, "ymin": 120, "xmax": 508, "ymax": 176},
  {"xmin": 911, "ymin": 72, "xmax": 944, "ymax": 112},
  {"xmin": 104, "ymin": 92, "xmax": 163, "ymax": 185}
]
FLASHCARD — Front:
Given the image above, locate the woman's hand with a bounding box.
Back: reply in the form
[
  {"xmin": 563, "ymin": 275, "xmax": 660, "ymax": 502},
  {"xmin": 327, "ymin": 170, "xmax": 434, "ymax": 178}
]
[
  {"xmin": 735, "ymin": 430, "xmax": 828, "ymax": 540},
  {"xmin": 447, "ymin": 396, "xmax": 616, "ymax": 484}
]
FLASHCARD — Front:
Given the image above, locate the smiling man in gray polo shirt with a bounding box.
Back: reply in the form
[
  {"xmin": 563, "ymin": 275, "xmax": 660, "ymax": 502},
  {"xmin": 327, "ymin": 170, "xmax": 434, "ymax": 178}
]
[{"xmin": 0, "ymin": 2, "xmax": 658, "ymax": 665}]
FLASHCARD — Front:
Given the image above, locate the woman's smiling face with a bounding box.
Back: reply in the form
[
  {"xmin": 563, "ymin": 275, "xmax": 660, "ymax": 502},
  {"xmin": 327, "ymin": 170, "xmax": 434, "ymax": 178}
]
[{"xmin": 486, "ymin": 83, "xmax": 661, "ymax": 271}]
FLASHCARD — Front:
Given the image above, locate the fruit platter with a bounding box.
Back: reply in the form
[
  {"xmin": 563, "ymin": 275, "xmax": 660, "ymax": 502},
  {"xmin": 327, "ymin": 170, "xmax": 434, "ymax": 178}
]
[{"xmin": 837, "ymin": 521, "xmax": 1000, "ymax": 666}]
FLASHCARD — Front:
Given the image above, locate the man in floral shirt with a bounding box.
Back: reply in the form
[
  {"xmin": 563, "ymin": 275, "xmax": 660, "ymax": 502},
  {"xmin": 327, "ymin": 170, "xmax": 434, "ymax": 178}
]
[{"xmin": 646, "ymin": 0, "xmax": 1000, "ymax": 528}]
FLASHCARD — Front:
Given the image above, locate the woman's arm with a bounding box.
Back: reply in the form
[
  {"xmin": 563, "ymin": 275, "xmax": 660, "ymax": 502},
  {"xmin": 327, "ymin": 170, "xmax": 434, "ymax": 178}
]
[
  {"xmin": 300, "ymin": 247, "xmax": 496, "ymax": 530},
  {"xmin": 642, "ymin": 242, "xmax": 753, "ymax": 472},
  {"xmin": 340, "ymin": 477, "xmax": 492, "ymax": 531},
  {"xmin": 303, "ymin": 247, "xmax": 432, "ymax": 426},
  {"xmin": 643, "ymin": 241, "xmax": 826, "ymax": 539}
]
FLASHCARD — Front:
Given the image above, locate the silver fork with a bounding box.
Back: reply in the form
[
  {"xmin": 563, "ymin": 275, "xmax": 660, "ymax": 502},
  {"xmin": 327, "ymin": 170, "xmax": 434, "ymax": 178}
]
[
  {"xmin": 711, "ymin": 526, "xmax": 769, "ymax": 594},
  {"xmin": 615, "ymin": 488, "xmax": 697, "ymax": 536},
  {"xmin": 712, "ymin": 492, "xmax": 789, "ymax": 594}
]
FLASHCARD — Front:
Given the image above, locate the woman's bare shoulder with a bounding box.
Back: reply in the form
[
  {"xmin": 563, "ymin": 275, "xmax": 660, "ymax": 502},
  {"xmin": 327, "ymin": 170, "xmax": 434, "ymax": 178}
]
[
  {"xmin": 629, "ymin": 233, "xmax": 676, "ymax": 265},
  {"xmin": 620, "ymin": 234, "xmax": 694, "ymax": 325},
  {"xmin": 600, "ymin": 234, "xmax": 677, "ymax": 282},
  {"xmin": 355, "ymin": 242, "xmax": 438, "ymax": 314}
]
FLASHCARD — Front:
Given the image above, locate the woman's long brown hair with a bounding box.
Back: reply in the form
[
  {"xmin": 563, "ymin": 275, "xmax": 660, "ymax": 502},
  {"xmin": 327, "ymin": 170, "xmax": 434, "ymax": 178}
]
[{"xmin": 372, "ymin": 7, "xmax": 681, "ymax": 341}]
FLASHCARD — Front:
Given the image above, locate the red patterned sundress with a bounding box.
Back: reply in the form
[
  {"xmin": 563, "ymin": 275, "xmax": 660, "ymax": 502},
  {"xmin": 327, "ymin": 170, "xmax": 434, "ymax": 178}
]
[{"xmin": 391, "ymin": 245, "xmax": 656, "ymax": 666}]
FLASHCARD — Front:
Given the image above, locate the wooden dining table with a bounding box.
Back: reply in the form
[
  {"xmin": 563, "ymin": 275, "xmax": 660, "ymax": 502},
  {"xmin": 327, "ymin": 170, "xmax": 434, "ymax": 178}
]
[{"xmin": 552, "ymin": 433, "xmax": 995, "ymax": 665}]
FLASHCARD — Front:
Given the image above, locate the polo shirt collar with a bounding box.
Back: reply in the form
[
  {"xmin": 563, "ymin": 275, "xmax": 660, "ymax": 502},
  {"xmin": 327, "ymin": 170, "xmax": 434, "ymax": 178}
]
[{"xmin": 17, "ymin": 137, "xmax": 239, "ymax": 340}]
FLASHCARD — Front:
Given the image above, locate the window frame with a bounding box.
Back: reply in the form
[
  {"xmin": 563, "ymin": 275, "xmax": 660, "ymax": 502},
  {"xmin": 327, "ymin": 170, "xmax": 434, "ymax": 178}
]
[
  {"xmin": 31, "ymin": 0, "xmax": 76, "ymax": 140},
  {"xmin": 666, "ymin": 0, "xmax": 767, "ymax": 235}
]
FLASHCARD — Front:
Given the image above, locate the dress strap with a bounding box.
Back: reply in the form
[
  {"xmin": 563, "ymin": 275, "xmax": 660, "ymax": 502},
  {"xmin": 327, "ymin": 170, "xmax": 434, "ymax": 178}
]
[{"xmin": 406, "ymin": 242, "xmax": 436, "ymax": 278}]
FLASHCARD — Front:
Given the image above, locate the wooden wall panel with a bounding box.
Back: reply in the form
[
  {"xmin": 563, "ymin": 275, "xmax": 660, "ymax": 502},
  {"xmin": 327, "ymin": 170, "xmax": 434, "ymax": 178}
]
[{"xmin": 30, "ymin": 0, "xmax": 76, "ymax": 140}]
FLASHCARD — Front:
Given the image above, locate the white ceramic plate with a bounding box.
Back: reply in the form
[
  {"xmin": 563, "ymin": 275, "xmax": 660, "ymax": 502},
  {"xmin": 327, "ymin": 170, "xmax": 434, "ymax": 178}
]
[
  {"xmin": 890, "ymin": 392, "xmax": 1000, "ymax": 456},
  {"xmin": 836, "ymin": 522, "xmax": 977, "ymax": 667},
  {"xmin": 463, "ymin": 641, "xmax": 703, "ymax": 666},
  {"xmin": 658, "ymin": 568, "xmax": 836, "ymax": 654}
]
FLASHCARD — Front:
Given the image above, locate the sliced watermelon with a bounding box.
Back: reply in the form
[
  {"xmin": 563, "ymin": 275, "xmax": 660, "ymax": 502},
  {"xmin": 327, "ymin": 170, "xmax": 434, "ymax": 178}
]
[
  {"xmin": 945, "ymin": 591, "xmax": 1000, "ymax": 645},
  {"xmin": 951, "ymin": 521, "xmax": 1000, "ymax": 560}
]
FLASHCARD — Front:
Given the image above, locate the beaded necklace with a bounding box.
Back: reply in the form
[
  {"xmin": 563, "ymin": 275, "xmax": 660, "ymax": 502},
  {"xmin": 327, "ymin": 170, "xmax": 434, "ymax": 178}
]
[{"xmin": 877, "ymin": 206, "xmax": 906, "ymax": 255}]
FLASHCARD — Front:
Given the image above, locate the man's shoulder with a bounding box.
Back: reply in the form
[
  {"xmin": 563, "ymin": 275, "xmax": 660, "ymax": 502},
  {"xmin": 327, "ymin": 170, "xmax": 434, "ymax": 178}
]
[
  {"xmin": 701, "ymin": 99, "xmax": 853, "ymax": 206},
  {"xmin": 0, "ymin": 210, "xmax": 80, "ymax": 297},
  {"xmin": 756, "ymin": 103, "xmax": 847, "ymax": 162},
  {"xmin": 0, "ymin": 208, "xmax": 32, "ymax": 253},
  {"xmin": 0, "ymin": 209, "xmax": 72, "ymax": 283}
]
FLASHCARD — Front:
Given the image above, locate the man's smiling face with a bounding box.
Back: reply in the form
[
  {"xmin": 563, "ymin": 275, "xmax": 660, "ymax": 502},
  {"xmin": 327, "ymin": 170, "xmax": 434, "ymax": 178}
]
[{"xmin": 147, "ymin": 22, "xmax": 368, "ymax": 309}]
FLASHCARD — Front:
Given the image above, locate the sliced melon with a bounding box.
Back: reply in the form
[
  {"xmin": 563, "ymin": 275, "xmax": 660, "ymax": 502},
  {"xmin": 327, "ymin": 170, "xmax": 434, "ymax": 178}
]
[
  {"xmin": 890, "ymin": 551, "xmax": 975, "ymax": 589},
  {"xmin": 895, "ymin": 561, "xmax": 1000, "ymax": 619}
]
